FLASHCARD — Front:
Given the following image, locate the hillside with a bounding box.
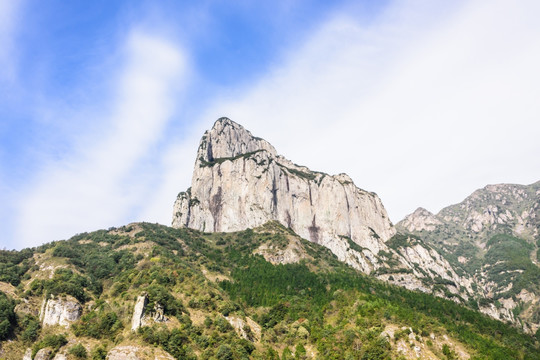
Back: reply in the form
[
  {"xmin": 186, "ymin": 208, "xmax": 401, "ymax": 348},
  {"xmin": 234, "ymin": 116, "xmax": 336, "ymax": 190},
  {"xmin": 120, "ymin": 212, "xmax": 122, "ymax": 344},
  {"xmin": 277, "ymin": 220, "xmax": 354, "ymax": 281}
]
[
  {"xmin": 1, "ymin": 222, "xmax": 539, "ymax": 359},
  {"xmin": 397, "ymin": 182, "xmax": 540, "ymax": 332}
]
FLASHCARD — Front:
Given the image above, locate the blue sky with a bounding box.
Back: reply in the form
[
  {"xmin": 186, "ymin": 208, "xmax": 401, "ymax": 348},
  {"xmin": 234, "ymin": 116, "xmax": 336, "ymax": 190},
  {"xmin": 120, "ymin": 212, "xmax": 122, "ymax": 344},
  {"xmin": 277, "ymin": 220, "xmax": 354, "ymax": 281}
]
[{"xmin": 1, "ymin": 0, "xmax": 540, "ymax": 249}]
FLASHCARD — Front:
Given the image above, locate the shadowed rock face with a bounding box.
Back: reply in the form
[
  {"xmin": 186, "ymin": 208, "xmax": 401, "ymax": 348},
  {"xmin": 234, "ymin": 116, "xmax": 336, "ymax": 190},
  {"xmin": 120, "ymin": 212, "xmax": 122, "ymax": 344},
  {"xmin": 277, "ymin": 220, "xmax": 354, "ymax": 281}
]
[{"xmin": 172, "ymin": 118, "xmax": 396, "ymax": 273}]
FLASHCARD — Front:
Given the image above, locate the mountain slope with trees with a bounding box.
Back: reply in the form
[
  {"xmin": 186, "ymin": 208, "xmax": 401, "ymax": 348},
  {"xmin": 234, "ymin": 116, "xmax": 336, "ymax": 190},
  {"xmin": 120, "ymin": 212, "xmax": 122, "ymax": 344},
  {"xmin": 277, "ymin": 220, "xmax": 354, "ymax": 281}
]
[
  {"xmin": 0, "ymin": 222, "xmax": 539, "ymax": 359},
  {"xmin": 397, "ymin": 181, "xmax": 540, "ymax": 333}
]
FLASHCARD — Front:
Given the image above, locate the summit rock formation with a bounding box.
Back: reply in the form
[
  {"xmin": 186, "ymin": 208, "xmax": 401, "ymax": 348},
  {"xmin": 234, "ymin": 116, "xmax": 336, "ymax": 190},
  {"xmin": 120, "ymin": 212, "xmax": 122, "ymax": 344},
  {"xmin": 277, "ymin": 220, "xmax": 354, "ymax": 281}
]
[
  {"xmin": 172, "ymin": 118, "xmax": 474, "ymax": 301},
  {"xmin": 172, "ymin": 118, "xmax": 395, "ymax": 273}
]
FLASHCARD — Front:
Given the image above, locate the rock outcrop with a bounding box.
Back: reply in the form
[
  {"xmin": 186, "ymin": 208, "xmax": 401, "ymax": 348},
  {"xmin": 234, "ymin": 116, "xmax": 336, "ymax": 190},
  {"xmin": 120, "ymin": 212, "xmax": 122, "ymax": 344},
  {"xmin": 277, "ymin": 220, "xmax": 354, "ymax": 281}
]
[
  {"xmin": 23, "ymin": 348, "xmax": 32, "ymax": 360},
  {"xmin": 171, "ymin": 118, "xmax": 479, "ymax": 302},
  {"xmin": 131, "ymin": 293, "xmax": 148, "ymax": 331},
  {"xmin": 399, "ymin": 208, "xmax": 442, "ymax": 232},
  {"xmin": 173, "ymin": 118, "xmax": 395, "ymax": 273},
  {"xmin": 226, "ymin": 315, "xmax": 261, "ymax": 342},
  {"xmin": 131, "ymin": 293, "xmax": 169, "ymax": 331},
  {"xmin": 107, "ymin": 346, "xmax": 141, "ymax": 360},
  {"xmin": 34, "ymin": 348, "xmax": 52, "ymax": 360},
  {"xmin": 398, "ymin": 182, "xmax": 540, "ymax": 243},
  {"xmin": 153, "ymin": 303, "xmax": 168, "ymax": 323},
  {"xmin": 39, "ymin": 296, "xmax": 82, "ymax": 327}
]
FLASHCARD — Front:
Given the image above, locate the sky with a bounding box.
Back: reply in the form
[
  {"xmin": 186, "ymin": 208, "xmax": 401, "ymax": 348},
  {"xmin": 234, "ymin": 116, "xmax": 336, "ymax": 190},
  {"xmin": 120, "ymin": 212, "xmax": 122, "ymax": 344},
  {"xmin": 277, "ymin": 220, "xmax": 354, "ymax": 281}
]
[{"xmin": 1, "ymin": 0, "xmax": 539, "ymax": 250}]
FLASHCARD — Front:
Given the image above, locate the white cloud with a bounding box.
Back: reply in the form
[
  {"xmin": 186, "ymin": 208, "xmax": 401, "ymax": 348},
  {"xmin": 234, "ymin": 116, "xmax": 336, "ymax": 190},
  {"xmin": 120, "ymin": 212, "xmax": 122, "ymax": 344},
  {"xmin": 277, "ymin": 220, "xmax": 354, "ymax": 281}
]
[
  {"xmin": 196, "ymin": 0, "xmax": 540, "ymax": 222},
  {"xmin": 0, "ymin": 0, "xmax": 21, "ymax": 82},
  {"xmin": 14, "ymin": 31, "xmax": 186, "ymax": 248},
  {"xmin": 8, "ymin": 0, "xmax": 540, "ymax": 248}
]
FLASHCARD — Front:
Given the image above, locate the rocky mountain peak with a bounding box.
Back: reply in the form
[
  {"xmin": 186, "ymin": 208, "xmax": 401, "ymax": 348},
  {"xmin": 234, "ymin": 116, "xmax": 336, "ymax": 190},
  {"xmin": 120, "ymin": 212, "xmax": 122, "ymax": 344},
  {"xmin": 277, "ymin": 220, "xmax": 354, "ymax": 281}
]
[
  {"xmin": 438, "ymin": 181, "xmax": 539, "ymax": 239},
  {"xmin": 197, "ymin": 117, "xmax": 277, "ymax": 163},
  {"xmin": 399, "ymin": 207, "xmax": 441, "ymax": 232},
  {"xmin": 413, "ymin": 207, "xmax": 434, "ymax": 216},
  {"xmin": 173, "ymin": 117, "xmax": 397, "ymax": 273},
  {"xmin": 397, "ymin": 180, "xmax": 540, "ymax": 332}
]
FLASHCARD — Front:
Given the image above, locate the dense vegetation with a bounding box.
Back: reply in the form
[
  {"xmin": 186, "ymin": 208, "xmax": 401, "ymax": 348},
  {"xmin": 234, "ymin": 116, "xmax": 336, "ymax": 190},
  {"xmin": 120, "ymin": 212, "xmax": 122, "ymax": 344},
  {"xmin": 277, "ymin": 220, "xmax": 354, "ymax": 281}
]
[
  {"xmin": 0, "ymin": 292, "xmax": 16, "ymax": 341},
  {"xmin": 484, "ymin": 234, "xmax": 540, "ymax": 298},
  {"xmin": 0, "ymin": 249, "xmax": 34, "ymax": 286},
  {"xmin": 0, "ymin": 222, "xmax": 539, "ymax": 359}
]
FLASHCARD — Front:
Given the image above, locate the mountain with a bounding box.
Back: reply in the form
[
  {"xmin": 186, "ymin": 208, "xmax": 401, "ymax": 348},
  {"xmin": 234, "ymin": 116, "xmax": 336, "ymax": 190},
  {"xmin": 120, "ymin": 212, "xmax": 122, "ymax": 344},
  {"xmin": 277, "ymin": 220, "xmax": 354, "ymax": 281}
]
[
  {"xmin": 173, "ymin": 118, "xmax": 473, "ymax": 301},
  {"xmin": 1, "ymin": 223, "xmax": 539, "ymax": 359},
  {"xmin": 397, "ymin": 182, "xmax": 540, "ymax": 333},
  {"xmin": 2, "ymin": 117, "xmax": 540, "ymax": 359},
  {"xmin": 172, "ymin": 117, "xmax": 395, "ymax": 272}
]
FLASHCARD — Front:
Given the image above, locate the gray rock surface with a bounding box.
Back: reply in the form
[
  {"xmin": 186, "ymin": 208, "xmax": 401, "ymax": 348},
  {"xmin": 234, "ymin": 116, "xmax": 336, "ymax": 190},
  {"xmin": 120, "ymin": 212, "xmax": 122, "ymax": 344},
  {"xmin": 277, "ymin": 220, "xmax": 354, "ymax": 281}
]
[
  {"xmin": 39, "ymin": 296, "xmax": 81, "ymax": 327},
  {"xmin": 399, "ymin": 207, "xmax": 442, "ymax": 232},
  {"xmin": 225, "ymin": 315, "xmax": 261, "ymax": 342},
  {"xmin": 34, "ymin": 348, "xmax": 52, "ymax": 360},
  {"xmin": 173, "ymin": 118, "xmax": 395, "ymax": 273},
  {"xmin": 398, "ymin": 182, "xmax": 540, "ymax": 242},
  {"xmin": 22, "ymin": 348, "xmax": 32, "ymax": 360},
  {"xmin": 171, "ymin": 118, "xmax": 477, "ymax": 302},
  {"xmin": 107, "ymin": 346, "xmax": 141, "ymax": 360},
  {"xmin": 131, "ymin": 293, "xmax": 148, "ymax": 331}
]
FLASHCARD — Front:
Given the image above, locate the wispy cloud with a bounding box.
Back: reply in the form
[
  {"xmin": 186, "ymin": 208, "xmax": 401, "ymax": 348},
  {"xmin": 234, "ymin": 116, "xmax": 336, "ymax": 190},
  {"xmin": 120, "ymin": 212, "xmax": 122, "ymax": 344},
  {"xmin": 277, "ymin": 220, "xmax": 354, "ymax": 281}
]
[
  {"xmin": 197, "ymin": 0, "xmax": 540, "ymax": 221},
  {"xmin": 0, "ymin": 0, "xmax": 20, "ymax": 82},
  {"xmin": 4, "ymin": 0, "xmax": 540, "ymax": 248},
  {"xmin": 14, "ymin": 31, "xmax": 186, "ymax": 248}
]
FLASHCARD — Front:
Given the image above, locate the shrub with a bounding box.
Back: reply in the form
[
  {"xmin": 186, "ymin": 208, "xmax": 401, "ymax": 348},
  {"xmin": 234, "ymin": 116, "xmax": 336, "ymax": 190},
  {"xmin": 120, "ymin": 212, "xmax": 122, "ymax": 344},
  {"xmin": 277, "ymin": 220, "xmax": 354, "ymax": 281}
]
[
  {"xmin": 32, "ymin": 334, "xmax": 68, "ymax": 358},
  {"xmin": 216, "ymin": 344, "xmax": 233, "ymax": 360},
  {"xmin": 0, "ymin": 292, "xmax": 15, "ymax": 340},
  {"xmin": 69, "ymin": 344, "xmax": 88, "ymax": 359},
  {"xmin": 19, "ymin": 314, "xmax": 40, "ymax": 342},
  {"xmin": 91, "ymin": 346, "xmax": 107, "ymax": 360},
  {"xmin": 72, "ymin": 311, "xmax": 122, "ymax": 339},
  {"xmin": 442, "ymin": 344, "xmax": 457, "ymax": 360}
]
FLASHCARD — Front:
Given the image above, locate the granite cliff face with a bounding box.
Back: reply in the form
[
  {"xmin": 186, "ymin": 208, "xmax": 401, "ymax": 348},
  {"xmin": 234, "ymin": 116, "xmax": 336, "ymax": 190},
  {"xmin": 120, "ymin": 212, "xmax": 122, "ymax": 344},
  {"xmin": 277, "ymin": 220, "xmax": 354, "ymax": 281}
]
[
  {"xmin": 171, "ymin": 118, "xmax": 475, "ymax": 301},
  {"xmin": 173, "ymin": 118, "xmax": 396, "ymax": 273}
]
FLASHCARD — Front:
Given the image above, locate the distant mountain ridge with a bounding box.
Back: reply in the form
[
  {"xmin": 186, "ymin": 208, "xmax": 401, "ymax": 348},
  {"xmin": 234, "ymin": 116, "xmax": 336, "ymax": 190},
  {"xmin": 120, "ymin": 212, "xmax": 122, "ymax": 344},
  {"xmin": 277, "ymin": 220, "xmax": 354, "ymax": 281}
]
[
  {"xmin": 399, "ymin": 182, "xmax": 540, "ymax": 243},
  {"xmin": 398, "ymin": 181, "xmax": 540, "ymax": 333}
]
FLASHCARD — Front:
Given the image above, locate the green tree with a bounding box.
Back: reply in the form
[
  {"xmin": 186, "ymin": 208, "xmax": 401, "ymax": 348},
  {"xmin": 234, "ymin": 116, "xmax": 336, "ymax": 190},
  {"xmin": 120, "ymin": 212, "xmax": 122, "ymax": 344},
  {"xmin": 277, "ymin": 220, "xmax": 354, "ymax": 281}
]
[
  {"xmin": 91, "ymin": 346, "xmax": 107, "ymax": 360},
  {"xmin": 20, "ymin": 314, "xmax": 41, "ymax": 342},
  {"xmin": 282, "ymin": 347, "xmax": 293, "ymax": 360},
  {"xmin": 295, "ymin": 344, "xmax": 306, "ymax": 360},
  {"xmin": 69, "ymin": 344, "xmax": 88, "ymax": 359},
  {"xmin": 0, "ymin": 292, "xmax": 15, "ymax": 340},
  {"xmin": 216, "ymin": 344, "xmax": 233, "ymax": 360}
]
